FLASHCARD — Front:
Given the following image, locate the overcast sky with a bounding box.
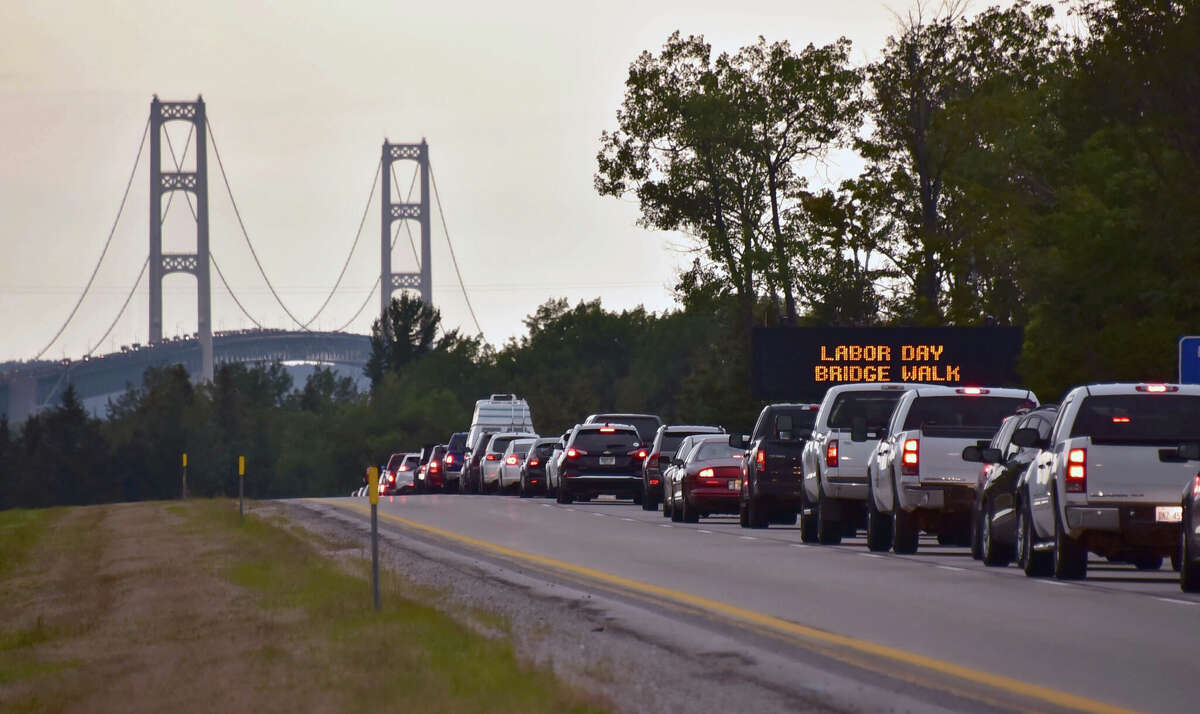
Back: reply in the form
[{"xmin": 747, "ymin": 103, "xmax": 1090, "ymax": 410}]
[{"xmin": 1, "ymin": 0, "xmax": 1008, "ymax": 361}]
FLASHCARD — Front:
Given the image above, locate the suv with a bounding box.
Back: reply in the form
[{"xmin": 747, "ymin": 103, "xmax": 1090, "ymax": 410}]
[
  {"xmin": 461, "ymin": 430, "xmax": 495, "ymax": 494},
  {"xmin": 1015, "ymin": 383, "xmax": 1200, "ymax": 579},
  {"xmin": 556, "ymin": 424, "xmax": 647, "ymax": 504},
  {"xmin": 734, "ymin": 404, "xmax": 820, "ymax": 530},
  {"xmin": 802, "ymin": 384, "xmax": 919, "ymax": 543},
  {"xmin": 422, "ymin": 444, "xmax": 449, "ymax": 492},
  {"xmin": 868, "ymin": 386, "xmax": 1038, "ymax": 554},
  {"xmin": 442, "ymin": 432, "xmax": 468, "ymax": 491},
  {"xmin": 642, "ymin": 425, "xmax": 725, "ymax": 511},
  {"xmin": 520, "ymin": 438, "xmax": 560, "ymax": 498},
  {"xmin": 584, "ymin": 413, "xmax": 663, "ymax": 444}
]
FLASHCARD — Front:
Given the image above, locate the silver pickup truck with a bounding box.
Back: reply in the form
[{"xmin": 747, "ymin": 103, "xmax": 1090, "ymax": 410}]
[{"xmin": 1015, "ymin": 383, "xmax": 1200, "ymax": 580}]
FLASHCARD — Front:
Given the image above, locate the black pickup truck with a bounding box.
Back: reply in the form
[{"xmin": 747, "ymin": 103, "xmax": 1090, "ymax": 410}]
[{"xmin": 731, "ymin": 403, "xmax": 820, "ymax": 529}]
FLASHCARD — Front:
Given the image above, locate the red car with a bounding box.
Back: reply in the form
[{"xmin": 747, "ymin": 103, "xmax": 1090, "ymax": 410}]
[{"xmin": 668, "ymin": 435, "xmax": 746, "ymax": 523}]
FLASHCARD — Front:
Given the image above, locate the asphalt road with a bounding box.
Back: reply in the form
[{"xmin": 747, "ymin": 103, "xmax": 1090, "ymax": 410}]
[{"xmin": 311, "ymin": 493, "xmax": 1200, "ymax": 713}]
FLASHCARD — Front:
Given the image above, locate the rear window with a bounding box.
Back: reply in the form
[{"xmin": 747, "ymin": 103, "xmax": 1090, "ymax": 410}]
[
  {"xmin": 385, "ymin": 454, "xmax": 405, "ymax": 470},
  {"xmin": 488, "ymin": 436, "xmax": 517, "ymax": 454},
  {"xmin": 902, "ymin": 396, "xmax": 1027, "ymax": 437},
  {"xmin": 447, "ymin": 434, "xmax": 467, "ymax": 450},
  {"xmin": 661, "ymin": 431, "xmax": 717, "ymax": 453},
  {"xmin": 592, "ymin": 415, "xmax": 660, "ymax": 441},
  {"xmin": 1071, "ymin": 395, "xmax": 1200, "ymax": 445},
  {"xmin": 534, "ymin": 443, "xmax": 556, "ymax": 457},
  {"xmin": 769, "ymin": 409, "xmax": 817, "ymax": 438},
  {"xmin": 402, "ymin": 455, "xmax": 420, "ymax": 469},
  {"xmin": 692, "ymin": 442, "xmax": 743, "ymax": 461},
  {"xmin": 573, "ymin": 429, "xmax": 639, "ymax": 452},
  {"xmin": 828, "ymin": 391, "xmax": 906, "ymax": 430}
]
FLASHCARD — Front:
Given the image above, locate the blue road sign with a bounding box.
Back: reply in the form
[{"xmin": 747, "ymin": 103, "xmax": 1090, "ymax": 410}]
[{"xmin": 1180, "ymin": 336, "xmax": 1200, "ymax": 384}]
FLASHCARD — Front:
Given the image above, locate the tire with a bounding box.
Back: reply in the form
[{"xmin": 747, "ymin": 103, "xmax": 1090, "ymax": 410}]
[
  {"xmin": 738, "ymin": 499, "xmax": 750, "ymax": 528},
  {"xmin": 519, "ymin": 477, "xmax": 532, "ymax": 498},
  {"xmin": 663, "ymin": 489, "xmax": 673, "ymax": 518},
  {"xmin": 681, "ymin": 493, "xmax": 699, "ymax": 523},
  {"xmin": 632, "ymin": 490, "xmax": 643, "ymax": 506},
  {"xmin": 866, "ymin": 483, "xmax": 892, "ymax": 552},
  {"xmin": 1053, "ymin": 494, "xmax": 1088, "ymax": 580},
  {"xmin": 798, "ymin": 491, "xmax": 819, "ymax": 543},
  {"xmin": 641, "ymin": 482, "xmax": 657, "ymax": 511},
  {"xmin": 1018, "ymin": 494, "xmax": 1052, "ymax": 577},
  {"xmin": 981, "ymin": 497, "xmax": 1014, "ymax": 567},
  {"xmin": 816, "ymin": 481, "xmax": 842, "ymax": 545},
  {"xmin": 670, "ymin": 496, "xmax": 684, "ymax": 522},
  {"xmin": 1181, "ymin": 522, "xmax": 1200, "ymax": 593},
  {"xmin": 556, "ymin": 485, "xmax": 573, "ymax": 504},
  {"xmin": 1133, "ymin": 555, "xmax": 1163, "ymax": 571},
  {"xmin": 747, "ymin": 492, "xmax": 769, "ymax": 529},
  {"xmin": 890, "ymin": 475, "xmax": 919, "ymax": 554}
]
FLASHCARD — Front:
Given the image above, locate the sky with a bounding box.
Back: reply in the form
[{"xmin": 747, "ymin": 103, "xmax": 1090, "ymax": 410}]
[{"xmin": 0, "ymin": 0, "xmax": 1007, "ymax": 361}]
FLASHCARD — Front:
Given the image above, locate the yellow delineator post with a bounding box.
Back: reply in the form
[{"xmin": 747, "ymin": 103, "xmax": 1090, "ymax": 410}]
[
  {"xmin": 238, "ymin": 456, "xmax": 246, "ymax": 522},
  {"xmin": 367, "ymin": 466, "xmax": 380, "ymax": 610},
  {"xmin": 181, "ymin": 453, "xmax": 188, "ymax": 500}
]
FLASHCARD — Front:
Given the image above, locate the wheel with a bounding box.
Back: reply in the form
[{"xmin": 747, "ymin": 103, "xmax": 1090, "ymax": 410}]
[
  {"xmin": 970, "ymin": 503, "xmax": 984, "ymax": 560},
  {"xmin": 663, "ymin": 489, "xmax": 673, "ymax": 518},
  {"xmin": 632, "ymin": 489, "xmax": 643, "ymax": 506},
  {"xmin": 816, "ymin": 481, "xmax": 842, "ymax": 545},
  {"xmin": 798, "ymin": 491, "xmax": 819, "ymax": 543},
  {"xmin": 681, "ymin": 493, "xmax": 699, "ymax": 523},
  {"xmin": 981, "ymin": 497, "xmax": 1014, "ymax": 567},
  {"xmin": 1181, "ymin": 521, "xmax": 1200, "ymax": 593},
  {"xmin": 1133, "ymin": 555, "xmax": 1163, "ymax": 571},
  {"xmin": 641, "ymin": 482, "xmax": 657, "ymax": 511},
  {"xmin": 891, "ymin": 477, "xmax": 919, "ymax": 554},
  {"xmin": 556, "ymin": 485, "xmax": 573, "ymax": 504},
  {"xmin": 738, "ymin": 499, "xmax": 750, "ymax": 528},
  {"xmin": 866, "ymin": 483, "xmax": 892, "ymax": 552},
  {"xmin": 747, "ymin": 492, "xmax": 769, "ymax": 529},
  {"xmin": 1017, "ymin": 494, "xmax": 1052, "ymax": 577},
  {"xmin": 519, "ymin": 477, "xmax": 532, "ymax": 498},
  {"xmin": 1053, "ymin": 494, "xmax": 1087, "ymax": 580},
  {"xmin": 670, "ymin": 496, "xmax": 684, "ymax": 522}
]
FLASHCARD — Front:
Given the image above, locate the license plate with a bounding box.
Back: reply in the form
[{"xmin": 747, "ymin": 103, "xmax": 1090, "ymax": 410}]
[
  {"xmin": 1156, "ymin": 506, "xmax": 1182, "ymax": 523},
  {"xmin": 599, "ymin": 456, "xmax": 615, "ymax": 465},
  {"xmin": 727, "ymin": 480, "xmax": 739, "ymax": 491}
]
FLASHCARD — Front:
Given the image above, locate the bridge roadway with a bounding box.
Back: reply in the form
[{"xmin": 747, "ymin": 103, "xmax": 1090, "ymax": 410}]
[{"xmin": 308, "ymin": 493, "xmax": 1199, "ymax": 714}]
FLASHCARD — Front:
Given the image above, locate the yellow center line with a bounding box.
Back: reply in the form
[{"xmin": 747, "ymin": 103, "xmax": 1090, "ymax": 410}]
[{"xmin": 313, "ymin": 498, "xmax": 1135, "ymax": 714}]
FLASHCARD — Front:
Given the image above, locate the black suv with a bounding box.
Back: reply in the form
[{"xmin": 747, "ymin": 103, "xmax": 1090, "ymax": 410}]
[{"xmin": 556, "ymin": 424, "xmax": 647, "ymax": 504}]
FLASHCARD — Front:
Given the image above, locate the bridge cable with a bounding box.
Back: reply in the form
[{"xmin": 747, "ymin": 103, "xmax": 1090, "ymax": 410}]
[
  {"xmin": 33, "ymin": 118, "xmax": 150, "ymax": 360},
  {"xmin": 298, "ymin": 160, "xmax": 382, "ymax": 328},
  {"xmin": 205, "ymin": 117, "xmax": 312, "ymax": 331},
  {"xmin": 85, "ymin": 258, "xmax": 150, "ymax": 357},
  {"xmin": 428, "ymin": 161, "xmax": 486, "ymax": 340},
  {"xmin": 162, "ymin": 128, "xmax": 267, "ymax": 330},
  {"xmin": 333, "ymin": 276, "xmax": 381, "ymax": 333}
]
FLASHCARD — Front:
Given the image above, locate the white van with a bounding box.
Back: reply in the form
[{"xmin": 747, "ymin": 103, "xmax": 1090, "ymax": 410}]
[{"xmin": 466, "ymin": 394, "xmax": 535, "ymax": 455}]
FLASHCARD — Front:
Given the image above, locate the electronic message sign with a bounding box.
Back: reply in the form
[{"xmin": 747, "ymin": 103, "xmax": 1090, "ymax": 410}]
[{"xmin": 752, "ymin": 327, "xmax": 1023, "ymax": 401}]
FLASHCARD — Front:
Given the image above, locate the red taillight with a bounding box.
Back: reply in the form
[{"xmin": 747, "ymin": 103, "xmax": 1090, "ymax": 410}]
[
  {"xmin": 631, "ymin": 449, "xmax": 647, "ymax": 460},
  {"xmin": 505, "ymin": 454, "xmax": 519, "ymax": 465},
  {"xmin": 1112, "ymin": 416, "xmax": 1131, "ymax": 423},
  {"xmin": 826, "ymin": 440, "xmax": 838, "ymax": 468},
  {"xmin": 956, "ymin": 387, "xmax": 988, "ymax": 395},
  {"xmin": 445, "ymin": 454, "xmax": 454, "ymax": 465},
  {"xmin": 901, "ymin": 439, "xmax": 919, "ymax": 476},
  {"xmin": 529, "ymin": 458, "xmax": 540, "ymax": 466},
  {"xmin": 599, "ymin": 427, "xmax": 616, "ymax": 433},
  {"xmin": 649, "ymin": 478, "xmax": 660, "ymax": 485},
  {"xmin": 1136, "ymin": 384, "xmax": 1177, "ymax": 393},
  {"xmin": 698, "ymin": 467, "xmax": 714, "ymax": 478},
  {"xmin": 567, "ymin": 447, "xmax": 587, "ymax": 459},
  {"xmin": 430, "ymin": 461, "xmax": 440, "ymax": 473},
  {"xmin": 1193, "ymin": 473, "xmax": 1200, "ymax": 494},
  {"xmin": 388, "ymin": 474, "xmax": 396, "ymax": 483},
  {"xmin": 399, "ymin": 464, "xmax": 409, "ymax": 472},
  {"xmin": 1066, "ymin": 448, "xmax": 1086, "ymax": 493},
  {"xmin": 756, "ymin": 449, "xmax": 765, "ymax": 467},
  {"xmin": 486, "ymin": 453, "xmax": 498, "ymax": 461}
]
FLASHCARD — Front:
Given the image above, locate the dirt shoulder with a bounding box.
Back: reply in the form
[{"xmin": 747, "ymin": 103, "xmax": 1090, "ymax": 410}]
[{"xmin": 0, "ymin": 501, "xmax": 603, "ymax": 714}]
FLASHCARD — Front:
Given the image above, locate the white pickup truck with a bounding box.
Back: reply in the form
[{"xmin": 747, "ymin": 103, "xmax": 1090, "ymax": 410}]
[
  {"xmin": 1014, "ymin": 383, "xmax": 1200, "ymax": 579},
  {"xmin": 801, "ymin": 383, "xmax": 919, "ymax": 544},
  {"xmin": 868, "ymin": 386, "xmax": 1038, "ymax": 553}
]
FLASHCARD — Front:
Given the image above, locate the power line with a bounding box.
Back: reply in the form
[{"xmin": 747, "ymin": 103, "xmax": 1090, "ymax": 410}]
[
  {"xmin": 206, "ymin": 116, "xmax": 311, "ymax": 331},
  {"xmin": 33, "ymin": 118, "xmax": 150, "ymax": 359},
  {"xmin": 428, "ymin": 161, "xmax": 485, "ymax": 340}
]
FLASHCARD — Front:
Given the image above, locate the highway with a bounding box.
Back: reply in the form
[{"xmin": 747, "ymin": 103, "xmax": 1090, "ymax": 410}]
[{"xmin": 305, "ymin": 494, "xmax": 1200, "ymax": 713}]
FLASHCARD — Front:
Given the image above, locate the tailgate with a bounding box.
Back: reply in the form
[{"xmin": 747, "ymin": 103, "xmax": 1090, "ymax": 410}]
[
  {"xmin": 915, "ymin": 436, "xmax": 981, "ymax": 487},
  {"xmin": 1082, "ymin": 442, "xmax": 1197, "ymax": 503},
  {"xmin": 828, "ymin": 433, "xmax": 877, "ymax": 477},
  {"xmin": 759, "ymin": 440, "xmax": 805, "ymax": 481}
]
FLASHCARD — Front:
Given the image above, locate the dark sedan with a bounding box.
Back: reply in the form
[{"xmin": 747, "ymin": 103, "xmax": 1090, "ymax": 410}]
[{"xmin": 520, "ymin": 438, "xmax": 559, "ymax": 497}]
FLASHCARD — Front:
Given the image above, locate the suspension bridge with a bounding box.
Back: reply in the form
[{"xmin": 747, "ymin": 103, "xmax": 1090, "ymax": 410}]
[{"xmin": 0, "ymin": 96, "xmax": 483, "ymax": 422}]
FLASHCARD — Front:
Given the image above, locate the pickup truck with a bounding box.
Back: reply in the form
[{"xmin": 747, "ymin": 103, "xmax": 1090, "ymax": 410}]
[
  {"xmin": 868, "ymin": 386, "xmax": 1037, "ymax": 554},
  {"xmin": 1015, "ymin": 383, "xmax": 1200, "ymax": 580},
  {"xmin": 733, "ymin": 403, "xmax": 820, "ymax": 530},
  {"xmin": 801, "ymin": 383, "xmax": 919, "ymax": 544}
]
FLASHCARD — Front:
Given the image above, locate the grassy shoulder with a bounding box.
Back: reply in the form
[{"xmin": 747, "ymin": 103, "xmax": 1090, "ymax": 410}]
[{"xmin": 0, "ymin": 500, "xmax": 605, "ymax": 714}]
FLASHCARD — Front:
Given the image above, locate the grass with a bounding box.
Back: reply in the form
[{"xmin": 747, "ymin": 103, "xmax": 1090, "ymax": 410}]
[
  {"xmin": 0, "ymin": 508, "xmax": 56, "ymax": 579},
  {"xmin": 177, "ymin": 501, "xmax": 608, "ymax": 714}
]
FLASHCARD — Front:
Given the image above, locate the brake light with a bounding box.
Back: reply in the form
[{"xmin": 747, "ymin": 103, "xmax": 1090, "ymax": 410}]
[
  {"xmin": 826, "ymin": 440, "xmax": 838, "ymax": 468},
  {"xmin": 399, "ymin": 464, "xmax": 409, "ymax": 472},
  {"xmin": 445, "ymin": 454, "xmax": 454, "ymax": 465},
  {"xmin": 388, "ymin": 474, "xmax": 395, "ymax": 483},
  {"xmin": 649, "ymin": 478, "xmax": 660, "ymax": 485},
  {"xmin": 632, "ymin": 449, "xmax": 647, "ymax": 460},
  {"xmin": 599, "ymin": 427, "xmax": 616, "ymax": 433},
  {"xmin": 529, "ymin": 458, "xmax": 540, "ymax": 466},
  {"xmin": 430, "ymin": 461, "xmax": 440, "ymax": 473},
  {"xmin": 756, "ymin": 449, "xmax": 765, "ymax": 467},
  {"xmin": 1194, "ymin": 473, "xmax": 1200, "ymax": 495},
  {"xmin": 1066, "ymin": 448, "xmax": 1086, "ymax": 493},
  {"xmin": 486, "ymin": 453, "xmax": 498, "ymax": 461},
  {"xmin": 956, "ymin": 387, "xmax": 988, "ymax": 395},
  {"xmin": 1136, "ymin": 384, "xmax": 1177, "ymax": 393},
  {"xmin": 567, "ymin": 447, "xmax": 587, "ymax": 459},
  {"xmin": 1112, "ymin": 416, "xmax": 1131, "ymax": 423},
  {"xmin": 901, "ymin": 439, "xmax": 919, "ymax": 476},
  {"xmin": 698, "ymin": 468, "xmax": 714, "ymax": 478},
  {"xmin": 505, "ymin": 454, "xmax": 519, "ymax": 465}
]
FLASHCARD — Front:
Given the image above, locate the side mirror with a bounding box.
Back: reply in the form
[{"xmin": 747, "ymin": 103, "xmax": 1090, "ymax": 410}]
[
  {"xmin": 961, "ymin": 445, "xmax": 983, "ymax": 463},
  {"xmin": 850, "ymin": 416, "xmax": 868, "ymax": 443},
  {"xmin": 1179, "ymin": 443, "xmax": 1200, "ymax": 461},
  {"xmin": 728, "ymin": 434, "xmax": 750, "ymax": 449},
  {"xmin": 981, "ymin": 447, "xmax": 1004, "ymax": 463},
  {"xmin": 1010, "ymin": 427, "xmax": 1045, "ymax": 449}
]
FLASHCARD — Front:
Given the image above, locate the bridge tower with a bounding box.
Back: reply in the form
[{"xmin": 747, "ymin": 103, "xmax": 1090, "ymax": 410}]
[
  {"xmin": 149, "ymin": 96, "xmax": 213, "ymax": 382},
  {"xmin": 380, "ymin": 140, "xmax": 431, "ymax": 320}
]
